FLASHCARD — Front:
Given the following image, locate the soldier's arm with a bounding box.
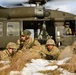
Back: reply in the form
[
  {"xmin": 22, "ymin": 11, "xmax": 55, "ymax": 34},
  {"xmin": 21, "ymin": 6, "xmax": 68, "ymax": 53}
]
[
  {"xmin": 33, "ymin": 39, "xmax": 41, "ymax": 46},
  {"xmin": 40, "ymin": 46, "xmax": 55, "ymax": 60},
  {"xmin": 51, "ymin": 48, "xmax": 60, "ymax": 60},
  {"xmin": 69, "ymin": 29, "xmax": 72, "ymax": 34},
  {"xmin": 0, "ymin": 51, "xmax": 5, "ymax": 60},
  {"xmin": 17, "ymin": 39, "xmax": 21, "ymax": 49},
  {"xmin": 17, "ymin": 39, "xmax": 20, "ymax": 45}
]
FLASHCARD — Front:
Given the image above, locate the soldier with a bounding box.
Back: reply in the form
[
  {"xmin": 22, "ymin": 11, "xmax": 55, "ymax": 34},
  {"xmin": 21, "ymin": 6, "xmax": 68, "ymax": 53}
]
[
  {"xmin": 58, "ymin": 41, "xmax": 76, "ymax": 60},
  {"xmin": 63, "ymin": 22, "xmax": 72, "ymax": 35},
  {"xmin": 0, "ymin": 42, "xmax": 18, "ymax": 60},
  {"xmin": 17, "ymin": 29, "xmax": 41, "ymax": 49},
  {"xmin": 41, "ymin": 39, "xmax": 60, "ymax": 60}
]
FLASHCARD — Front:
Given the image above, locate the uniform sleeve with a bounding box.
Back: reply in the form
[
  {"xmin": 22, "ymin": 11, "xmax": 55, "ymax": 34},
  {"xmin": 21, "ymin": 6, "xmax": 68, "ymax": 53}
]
[
  {"xmin": 69, "ymin": 29, "xmax": 72, "ymax": 34},
  {"xmin": 17, "ymin": 39, "xmax": 20, "ymax": 45},
  {"xmin": 17, "ymin": 39, "xmax": 21, "ymax": 49},
  {"xmin": 0, "ymin": 50, "xmax": 9, "ymax": 60},
  {"xmin": 50, "ymin": 47, "xmax": 60, "ymax": 59},
  {"xmin": 0, "ymin": 51, "xmax": 5, "ymax": 60},
  {"xmin": 40, "ymin": 45, "xmax": 48, "ymax": 58},
  {"xmin": 34, "ymin": 40, "xmax": 41, "ymax": 46}
]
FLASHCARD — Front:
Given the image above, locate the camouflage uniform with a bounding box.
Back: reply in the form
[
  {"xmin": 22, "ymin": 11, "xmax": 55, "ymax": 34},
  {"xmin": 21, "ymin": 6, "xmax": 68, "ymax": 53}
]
[
  {"xmin": 41, "ymin": 39, "xmax": 60, "ymax": 60},
  {"xmin": 64, "ymin": 22, "xmax": 72, "ymax": 35},
  {"xmin": 24, "ymin": 36, "xmax": 41, "ymax": 49},
  {"xmin": 17, "ymin": 29, "xmax": 41, "ymax": 49},
  {"xmin": 58, "ymin": 41, "xmax": 76, "ymax": 60},
  {"xmin": 0, "ymin": 42, "xmax": 17, "ymax": 60}
]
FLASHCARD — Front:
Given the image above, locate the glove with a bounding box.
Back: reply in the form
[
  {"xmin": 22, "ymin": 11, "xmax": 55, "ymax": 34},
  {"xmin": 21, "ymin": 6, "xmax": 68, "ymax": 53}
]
[{"xmin": 45, "ymin": 54, "xmax": 55, "ymax": 60}]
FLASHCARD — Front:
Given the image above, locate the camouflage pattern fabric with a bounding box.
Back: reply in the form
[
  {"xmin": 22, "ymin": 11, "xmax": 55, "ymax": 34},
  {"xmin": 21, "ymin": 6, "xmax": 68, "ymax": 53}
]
[
  {"xmin": 17, "ymin": 36, "xmax": 41, "ymax": 49},
  {"xmin": 40, "ymin": 45, "xmax": 60, "ymax": 60},
  {"xmin": 23, "ymin": 36, "xmax": 41, "ymax": 49},
  {"xmin": 0, "ymin": 42, "xmax": 17, "ymax": 60},
  {"xmin": 0, "ymin": 50, "xmax": 12, "ymax": 61}
]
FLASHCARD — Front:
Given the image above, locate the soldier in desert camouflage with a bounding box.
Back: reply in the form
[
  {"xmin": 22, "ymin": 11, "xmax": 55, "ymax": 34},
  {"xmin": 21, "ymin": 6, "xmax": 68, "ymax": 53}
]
[
  {"xmin": 41, "ymin": 39, "xmax": 60, "ymax": 60},
  {"xmin": 0, "ymin": 42, "xmax": 18, "ymax": 60},
  {"xmin": 63, "ymin": 22, "xmax": 72, "ymax": 35},
  {"xmin": 17, "ymin": 29, "xmax": 41, "ymax": 50}
]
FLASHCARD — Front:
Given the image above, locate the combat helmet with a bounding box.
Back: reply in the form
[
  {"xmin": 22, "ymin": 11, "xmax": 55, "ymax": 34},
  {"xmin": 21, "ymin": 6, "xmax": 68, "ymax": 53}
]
[
  {"xmin": 21, "ymin": 30, "xmax": 31, "ymax": 36},
  {"xmin": 65, "ymin": 22, "xmax": 70, "ymax": 25},
  {"xmin": 46, "ymin": 39, "xmax": 55, "ymax": 46},
  {"xmin": 6, "ymin": 42, "xmax": 17, "ymax": 51},
  {"xmin": 65, "ymin": 22, "xmax": 70, "ymax": 28}
]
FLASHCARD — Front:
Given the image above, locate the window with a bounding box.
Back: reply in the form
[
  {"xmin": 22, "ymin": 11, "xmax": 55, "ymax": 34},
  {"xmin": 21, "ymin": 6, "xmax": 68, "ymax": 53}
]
[
  {"xmin": 0, "ymin": 22, "xmax": 3, "ymax": 36},
  {"xmin": 7, "ymin": 22, "xmax": 20, "ymax": 36}
]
